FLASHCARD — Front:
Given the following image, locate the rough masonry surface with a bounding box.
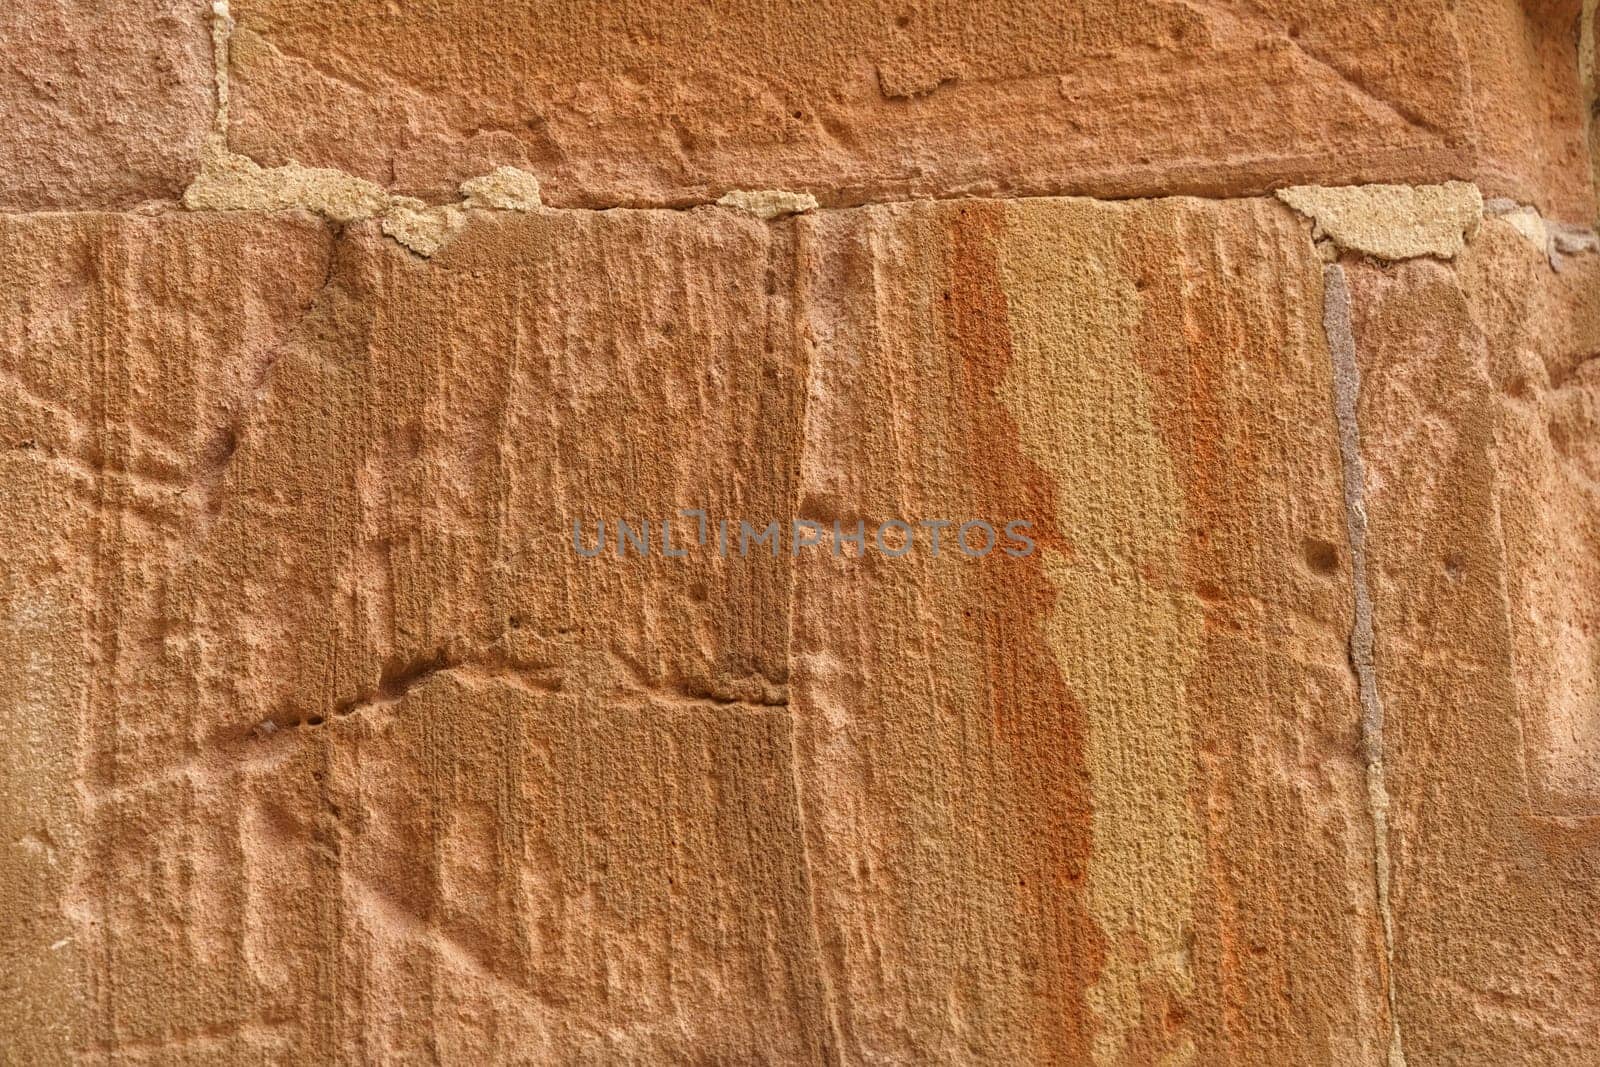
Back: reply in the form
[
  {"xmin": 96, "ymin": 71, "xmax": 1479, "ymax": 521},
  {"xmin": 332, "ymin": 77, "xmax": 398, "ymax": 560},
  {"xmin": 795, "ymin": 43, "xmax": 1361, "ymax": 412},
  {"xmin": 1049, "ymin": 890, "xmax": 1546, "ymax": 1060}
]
[{"xmin": 2, "ymin": 0, "xmax": 1599, "ymax": 1064}]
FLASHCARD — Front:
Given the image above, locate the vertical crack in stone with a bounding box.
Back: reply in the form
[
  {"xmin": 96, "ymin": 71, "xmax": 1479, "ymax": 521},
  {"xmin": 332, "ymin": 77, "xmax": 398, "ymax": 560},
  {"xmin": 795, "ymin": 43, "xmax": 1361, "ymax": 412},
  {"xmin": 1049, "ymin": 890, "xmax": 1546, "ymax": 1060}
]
[{"xmin": 1321, "ymin": 262, "xmax": 1406, "ymax": 1067}]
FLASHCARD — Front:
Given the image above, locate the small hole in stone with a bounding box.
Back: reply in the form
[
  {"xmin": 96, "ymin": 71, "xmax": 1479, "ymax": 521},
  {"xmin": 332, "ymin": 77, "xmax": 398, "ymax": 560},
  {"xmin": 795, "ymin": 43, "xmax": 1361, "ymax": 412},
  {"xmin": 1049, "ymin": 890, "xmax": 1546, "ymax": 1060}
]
[
  {"xmin": 896, "ymin": 13, "xmax": 913, "ymax": 28},
  {"xmin": 304, "ymin": 715, "xmax": 326, "ymax": 727},
  {"xmin": 1303, "ymin": 538, "xmax": 1339, "ymax": 575},
  {"xmin": 1444, "ymin": 553, "xmax": 1466, "ymax": 580}
]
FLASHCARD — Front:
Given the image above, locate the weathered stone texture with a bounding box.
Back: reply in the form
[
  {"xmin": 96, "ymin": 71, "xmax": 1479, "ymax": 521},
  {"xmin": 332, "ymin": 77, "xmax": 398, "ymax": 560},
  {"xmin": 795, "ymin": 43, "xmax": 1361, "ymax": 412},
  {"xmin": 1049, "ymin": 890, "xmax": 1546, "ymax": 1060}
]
[
  {"xmin": 1587, "ymin": 0, "xmax": 1600, "ymax": 213},
  {"xmin": 789, "ymin": 197, "xmax": 1386, "ymax": 1063},
  {"xmin": 0, "ymin": 211, "xmax": 333, "ymax": 1060},
  {"xmin": 4, "ymin": 193, "xmax": 1528, "ymax": 1063},
  {"xmin": 1345, "ymin": 219, "xmax": 1600, "ymax": 1064},
  {"xmin": 5, "ymin": 0, "xmax": 1600, "ymax": 1061},
  {"xmin": 0, "ymin": 1, "xmax": 213, "ymax": 208},
  {"xmin": 224, "ymin": 0, "xmax": 1596, "ymax": 217},
  {"xmin": 0, "ymin": 207, "xmax": 841, "ymax": 1062}
]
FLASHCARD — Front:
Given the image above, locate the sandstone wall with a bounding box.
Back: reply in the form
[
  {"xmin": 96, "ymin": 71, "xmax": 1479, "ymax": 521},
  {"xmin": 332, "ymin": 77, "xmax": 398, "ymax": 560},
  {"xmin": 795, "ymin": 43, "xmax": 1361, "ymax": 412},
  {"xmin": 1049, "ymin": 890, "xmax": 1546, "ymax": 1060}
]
[{"xmin": 2, "ymin": 2, "xmax": 1598, "ymax": 1064}]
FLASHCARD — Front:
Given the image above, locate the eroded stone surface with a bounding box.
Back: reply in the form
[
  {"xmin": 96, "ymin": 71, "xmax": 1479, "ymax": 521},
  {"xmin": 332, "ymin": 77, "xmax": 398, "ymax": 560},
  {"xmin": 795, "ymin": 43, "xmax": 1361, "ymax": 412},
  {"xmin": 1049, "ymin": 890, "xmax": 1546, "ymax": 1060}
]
[
  {"xmin": 0, "ymin": 0, "xmax": 213, "ymax": 208},
  {"xmin": 0, "ymin": 212, "xmax": 333, "ymax": 1059},
  {"xmin": 717, "ymin": 189, "xmax": 820, "ymax": 220},
  {"xmin": 0, "ymin": 208, "xmax": 822, "ymax": 1062},
  {"xmin": 0, "ymin": 195, "xmax": 1393, "ymax": 1063},
  {"xmin": 789, "ymin": 197, "xmax": 1388, "ymax": 1063},
  {"xmin": 184, "ymin": 147, "xmax": 393, "ymax": 222},
  {"xmin": 1278, "ymin": 181, "xmax": 1484, "ymax": 261},
  {"xmin": 184, "ymin": 150, "xmax": 546, "ymax": 255},
  {"xmin": 1346, "ymin": 221, "xmax": 1600, "ymax": 1064},
  {"xmin": 224, "ymin": 0, "xmax": 1596, "ymax": 217},
  {"xmin": 5, "ymin": 181, "xmax": 1600, "ymax": 1062},
  {"xmin": 458, "ymin": 166, "xmax": 543, "ymax": 211}
]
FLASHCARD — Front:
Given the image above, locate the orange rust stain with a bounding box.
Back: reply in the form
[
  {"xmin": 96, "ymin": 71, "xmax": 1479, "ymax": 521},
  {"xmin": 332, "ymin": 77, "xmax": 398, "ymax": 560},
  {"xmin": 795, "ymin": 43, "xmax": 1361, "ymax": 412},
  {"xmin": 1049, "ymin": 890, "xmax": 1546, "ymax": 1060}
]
[
  {"xmin": 1126, "ymin": 216, "xmax": 1257, "ymax": 1060},
  {"xmin": 943, "ymin": 203, "xmax": 1104, "ymax": 1063}
]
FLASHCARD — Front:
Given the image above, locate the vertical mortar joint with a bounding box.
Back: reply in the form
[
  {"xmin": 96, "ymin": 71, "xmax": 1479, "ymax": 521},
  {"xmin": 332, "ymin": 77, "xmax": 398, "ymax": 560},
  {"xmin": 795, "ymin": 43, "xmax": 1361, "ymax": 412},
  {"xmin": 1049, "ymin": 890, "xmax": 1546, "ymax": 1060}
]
[
  {"xmin": 1322, "ymin": 262, "xmax": 1407, "ymax": 1067},
  {"xmin": 206, "ymin": 0, "xmax": 233, "ymax": 160}
]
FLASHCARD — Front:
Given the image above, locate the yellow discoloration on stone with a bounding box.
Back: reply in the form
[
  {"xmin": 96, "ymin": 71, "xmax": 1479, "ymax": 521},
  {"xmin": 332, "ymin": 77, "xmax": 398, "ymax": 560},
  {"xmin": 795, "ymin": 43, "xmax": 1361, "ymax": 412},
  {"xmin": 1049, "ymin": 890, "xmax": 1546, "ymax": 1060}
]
[
  {"xmin": 185, "ymin": 148, "xmax": 462, "ymax": 254},
  {"xmin": 185, "ymin": 149, "xmax": 391, "ymax": 223},
  {"xmin": 716, "ymin": 189, "xmax": 820, "ymax": 219},
  {"xmin": 185, "ymin": 152, "xmax": 539, "ymax": 255},
  {"xmin": 996, "ymin": 200, "xmax": 1202, "ymax": 1065},
  {"xmin": 1493, "ymin": 206, "xmax": 1550, "ymax": 252},
  {"xmin": 1277, "ymin": 181, "xmax": 1483, "ymax": 260},
  {"xmin": 380, "ymin": 200, "xmax": 466, "ymax": 257},
  {"xmin": 459, "ymin": 166, "xmax": 543, "ymax": 211}
]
